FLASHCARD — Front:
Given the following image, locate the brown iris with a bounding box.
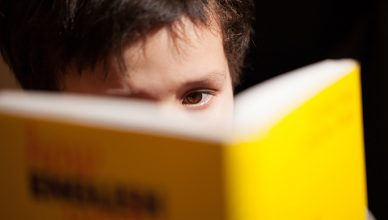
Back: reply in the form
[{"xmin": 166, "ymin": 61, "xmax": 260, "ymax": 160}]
[{"xmin": 183, "ymin": 92, "xmax": 203, "ymax": 105}]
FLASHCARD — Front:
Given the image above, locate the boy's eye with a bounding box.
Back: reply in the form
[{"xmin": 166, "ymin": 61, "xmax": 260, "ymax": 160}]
[{"xmin": 182, "ymin": 90, "xmax": 214, "ymax": 109}]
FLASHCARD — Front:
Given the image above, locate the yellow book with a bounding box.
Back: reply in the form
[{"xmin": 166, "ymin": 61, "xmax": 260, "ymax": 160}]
[{"xmin": 0, "ymin": 59, "xmax": 366, "ymax": 220}]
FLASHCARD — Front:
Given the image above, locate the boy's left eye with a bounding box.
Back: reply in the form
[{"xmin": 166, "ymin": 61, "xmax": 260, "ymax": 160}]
[{"xmin": 182, "ymin": 90, "xmax": 214, "ymax": 109}]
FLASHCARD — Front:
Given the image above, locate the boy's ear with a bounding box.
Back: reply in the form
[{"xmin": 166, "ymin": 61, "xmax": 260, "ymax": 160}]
[{"xmin": 0, "ymin": 57, "xmax": 19, "ymax": 89}]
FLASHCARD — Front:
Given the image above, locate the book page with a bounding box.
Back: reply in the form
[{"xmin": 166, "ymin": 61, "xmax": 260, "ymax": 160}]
[{"xmin": 0, "ymin": 91, "xmax": 225, "ymax": 142}]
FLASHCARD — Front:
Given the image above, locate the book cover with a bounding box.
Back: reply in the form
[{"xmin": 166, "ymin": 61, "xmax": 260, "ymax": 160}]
[{"xmin": 0, "ymin": 59, "xmax": 366, "ymax": 220}]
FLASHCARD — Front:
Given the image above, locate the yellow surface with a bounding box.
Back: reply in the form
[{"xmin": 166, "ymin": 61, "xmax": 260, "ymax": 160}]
[
  {"xmin": 225, "ymin": 65, "xmax": 366, "ymax": 219},
  {"xmin": 0, "ymin": 63, "xmax": 366, "ymax": 220},
  {"xmin": 0, "ymin": 115, "xmax": 224, "ymax": 220}
]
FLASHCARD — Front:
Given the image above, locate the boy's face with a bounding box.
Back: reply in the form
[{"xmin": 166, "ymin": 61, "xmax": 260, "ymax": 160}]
[{"xmin": 62, "ymin": 20, "xmax": 233, "ymax": 124}]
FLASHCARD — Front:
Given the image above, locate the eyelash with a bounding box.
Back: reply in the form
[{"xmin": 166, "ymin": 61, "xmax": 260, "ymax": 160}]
[{"xmin": 181, "ymin": 90, "xmax": 215, "ymax": 109}]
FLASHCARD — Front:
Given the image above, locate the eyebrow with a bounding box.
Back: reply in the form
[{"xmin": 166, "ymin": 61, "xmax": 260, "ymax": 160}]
[
  {"xmin": 179, "ymin": 71, "xmax": 227, "ymax": 90},
  {"xmin": 106, "ymin": 71, "xmax": 227, "ymax": 99}
]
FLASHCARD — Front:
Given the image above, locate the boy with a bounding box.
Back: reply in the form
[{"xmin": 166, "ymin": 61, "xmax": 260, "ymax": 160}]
[
  {"xmin": 0, "ymin": 2, "xmax": 378, "ymax": 219},
  {"xmin": 0, "ymin": 0, "xmax": 253, "ymax": 123}
]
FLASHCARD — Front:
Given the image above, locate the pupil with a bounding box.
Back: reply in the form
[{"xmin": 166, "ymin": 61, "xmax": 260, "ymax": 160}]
[{"xmin": 187, "ymin": 93, "xmax": 202, "ymax": 104}]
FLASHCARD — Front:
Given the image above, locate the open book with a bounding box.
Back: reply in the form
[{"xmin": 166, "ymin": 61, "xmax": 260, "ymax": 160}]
[{"xmin": 0, "ymin": 59, "xmax": 366, "ymax": 220}]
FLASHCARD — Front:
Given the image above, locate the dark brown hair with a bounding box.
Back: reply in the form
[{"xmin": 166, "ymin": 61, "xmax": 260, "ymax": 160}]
[{"xmin": 0, "ymin": 0, "xmax": 253, "ymax": 90}]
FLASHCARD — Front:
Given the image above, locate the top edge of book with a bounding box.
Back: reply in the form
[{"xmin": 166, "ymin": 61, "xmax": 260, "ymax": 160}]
[{"xmin": 233, "ymin": 59, "xmax": 358, "ymax": 140}]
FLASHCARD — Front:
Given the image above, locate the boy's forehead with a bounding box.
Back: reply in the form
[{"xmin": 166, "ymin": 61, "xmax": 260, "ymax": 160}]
[
  {"xmin": 61, "ymin": 17, "xmax": 230, "ymax": 94},
  {"xmin": 119, "ymin": 18, "xmax": 227, "ymax": 81},
  {"xmin": 124, "ymin": 18, "xmax": 221, "ymax": 64}
]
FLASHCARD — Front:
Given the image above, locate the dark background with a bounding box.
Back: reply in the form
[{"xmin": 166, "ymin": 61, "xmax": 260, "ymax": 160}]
[{"xmin": 237, "ymin": 0, "xmax": 388, "ymax": 219}]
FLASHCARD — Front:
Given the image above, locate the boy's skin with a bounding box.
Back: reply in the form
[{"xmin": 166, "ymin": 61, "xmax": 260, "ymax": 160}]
[
  {"xmin": 62, "ymin": 19, "xmax": 234, "ymax": 123},
  {"xmin": 0, "ymin": 1, "xmax": 254, "ymax": 125}
]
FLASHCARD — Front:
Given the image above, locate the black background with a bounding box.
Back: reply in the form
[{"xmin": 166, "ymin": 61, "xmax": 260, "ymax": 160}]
[{"xmin": 237, "ymin": 1, "xmax": 388, "ymax": 219}]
